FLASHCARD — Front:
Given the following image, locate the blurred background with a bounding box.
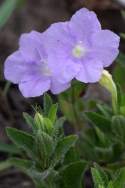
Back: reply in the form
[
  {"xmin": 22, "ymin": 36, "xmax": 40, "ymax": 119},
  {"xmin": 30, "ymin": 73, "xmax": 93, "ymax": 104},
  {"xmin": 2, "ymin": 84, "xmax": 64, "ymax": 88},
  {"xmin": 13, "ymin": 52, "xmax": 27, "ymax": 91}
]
[{"xmin": 0, "ymin": 0, "xmax": 125, "ymax": 187}]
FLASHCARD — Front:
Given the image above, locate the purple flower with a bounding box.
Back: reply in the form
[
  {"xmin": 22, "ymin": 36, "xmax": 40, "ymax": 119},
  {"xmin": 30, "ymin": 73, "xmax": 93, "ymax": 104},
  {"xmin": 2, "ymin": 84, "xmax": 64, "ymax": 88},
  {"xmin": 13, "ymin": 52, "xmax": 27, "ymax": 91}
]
[
  {"xmin": 43, "ymin": 8, "xmax": 120, "ymax": 83},
  {"xmin": 4, "ymin": 31, "xmax": 73, "ymax": 97},
  {"xmin": 4, "ymin": 8, "xmax": 120, "ymax": 98}
]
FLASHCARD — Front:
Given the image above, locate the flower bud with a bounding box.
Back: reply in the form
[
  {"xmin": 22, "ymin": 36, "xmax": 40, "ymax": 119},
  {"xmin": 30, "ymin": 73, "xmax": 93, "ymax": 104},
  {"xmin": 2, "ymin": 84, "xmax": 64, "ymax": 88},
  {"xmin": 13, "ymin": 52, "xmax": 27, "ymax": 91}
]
[
  {"xmin": 34, "ymin": 113, "xmax": 44, "ymax": 130},
  {"xmin": 99, "ymin": 70, "xmax": 117, "ymax": 114}
]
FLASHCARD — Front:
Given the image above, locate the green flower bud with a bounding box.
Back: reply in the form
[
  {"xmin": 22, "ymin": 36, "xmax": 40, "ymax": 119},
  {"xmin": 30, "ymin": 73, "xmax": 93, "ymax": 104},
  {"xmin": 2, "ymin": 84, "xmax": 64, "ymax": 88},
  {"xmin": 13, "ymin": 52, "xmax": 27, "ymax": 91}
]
[
  {"xmin": 34, "ymin": 113, "xmax": 44, "ymax": 130},
  {"xmin": 99, "ymin": 70, "xmax": 117, "ymax": 114}
]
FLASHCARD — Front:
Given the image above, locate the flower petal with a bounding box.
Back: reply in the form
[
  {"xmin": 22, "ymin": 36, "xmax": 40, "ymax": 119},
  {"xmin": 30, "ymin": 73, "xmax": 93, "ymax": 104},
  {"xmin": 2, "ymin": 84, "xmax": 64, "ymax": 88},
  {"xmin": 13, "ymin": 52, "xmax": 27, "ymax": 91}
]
[
  {"xmin": 42, "ymin": 22, "xmax": 73, "ymax": 55},
  {"xmin": 91, "ymin": 30, "xmax": 120, "ymax": 67},
  {"xmin": 4, "ymin": 50, "xmax": 43, "ymax": 84},
  {"xmin": 51, "ymin": 78, "xmax": 70, "ymax": 94},
  {"xmin": 69, "ymin": 8, "xmax": 101, "ymax": 42},
  {"xmin": 19, "ymin": 31, "xmax": 44, "ymax": 62},
  {"xmin": 76, "ymin": 60, "xmax": 103, "ymax": 83},
  {"xmin": 4, "ymin": 51, "xmax": 28, "ymax": 83},
  {"xmin": 59, "ymin": 61, "xmax": 81, "ymax": 83},
  {"xmin": 48, "ymin": 55, "xmax": 81, "ymax": 84},
  {"xmin": 19, "ymin": 78, "xmax": 50, "ymax": 97}
]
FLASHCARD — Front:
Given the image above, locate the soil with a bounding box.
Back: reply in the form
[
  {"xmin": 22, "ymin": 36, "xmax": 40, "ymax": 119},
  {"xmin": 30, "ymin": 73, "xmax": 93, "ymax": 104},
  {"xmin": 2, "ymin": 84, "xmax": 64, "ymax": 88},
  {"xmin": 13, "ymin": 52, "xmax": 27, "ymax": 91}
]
[
  {"xmin": 0, "ymin": 0, "xmax": 125, "ymax": 187},
  {"xmin": 0, "ymin": 169, "xmax": 34, "ymax": 188}
]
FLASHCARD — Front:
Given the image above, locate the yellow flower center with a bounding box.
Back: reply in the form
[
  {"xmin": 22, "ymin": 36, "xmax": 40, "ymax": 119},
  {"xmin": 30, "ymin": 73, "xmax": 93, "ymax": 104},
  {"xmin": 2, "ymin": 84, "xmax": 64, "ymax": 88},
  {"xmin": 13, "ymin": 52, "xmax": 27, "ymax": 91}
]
[{"xmin": 72, "ymin": 42, "xmax": 86, "ymax": 58}]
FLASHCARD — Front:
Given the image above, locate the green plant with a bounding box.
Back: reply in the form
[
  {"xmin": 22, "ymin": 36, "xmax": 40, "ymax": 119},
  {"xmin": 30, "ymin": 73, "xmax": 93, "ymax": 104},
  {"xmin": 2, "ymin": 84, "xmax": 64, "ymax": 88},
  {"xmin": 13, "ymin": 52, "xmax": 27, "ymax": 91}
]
[{"xmin": 5, "ymin": 94, "xmax": 87, "ymax": 188}]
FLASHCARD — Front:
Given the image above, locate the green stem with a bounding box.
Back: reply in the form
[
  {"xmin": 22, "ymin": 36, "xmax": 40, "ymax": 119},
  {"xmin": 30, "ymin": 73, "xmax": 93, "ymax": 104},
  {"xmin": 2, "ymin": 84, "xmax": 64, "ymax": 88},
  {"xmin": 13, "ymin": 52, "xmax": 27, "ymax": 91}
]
[
  {"xmin": 3, "ymin": 81, "xmax": 11, "ymax": 96},
  {"xmin": 71, "ymin": 82, "xmax": 82, "ymax": 132},
  {"xmin": 112, "ymin": 91, "xmax": 118, "ymax": 115}
]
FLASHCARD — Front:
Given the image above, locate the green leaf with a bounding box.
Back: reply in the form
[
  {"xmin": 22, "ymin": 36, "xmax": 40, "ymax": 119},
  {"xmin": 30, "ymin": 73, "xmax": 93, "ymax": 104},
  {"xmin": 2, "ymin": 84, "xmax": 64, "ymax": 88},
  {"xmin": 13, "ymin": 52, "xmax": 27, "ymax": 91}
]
[
  {"xmin": 11, "ymin": 158, "xmax": 47, "ymax": 181},
  {"xmin": 94, "ymin": 146, "xmax": 113, "ymax": 162},
  {"xmin": 23, "ymin": 112, "xmax": 35, "ymax": 131},
  {"xmin": 34, "ymin": 113, "xmax": 54, "ymax": 135},
  {"xmin": 120, "ymin": 33, "xmax": 125, "ymax": 39},
  {"xmin": 52, "ymin": 135, "xmax": 78, "ymax": 166},
  {"xmin": 43, "ymin": 118, "xmax": 53, "ymax": 135},
  {"xmin": 43, "ymin": 94, "xmax": 53, "ymax": 116},
  {"xmin": 60, "ymin": 160, "xmax": 87, "ymax": 188},
  {"xmin": 48, "ymin": 104, "xmax": 58, "ymax": 124},
  {"xmin": 10, "ymin": 158, "xmax": 34, "ymax": 171},
  {"xmin": 91, "ymin": 166, "xmax": 108, "ymax": 188},
  {"xmin": 64, "ymin": 147, "xmax": 80, "ymax": 164},
  {"xmin": 120, "ymin": 106, "xmax": 125, "ymax": 116},
  {"xmin": 34, "ymin": 181, "xmax": 46, "ymax": 188},
  {"xmin": 58, "ymin": 99, "xmax": 76, "ymax": 124},
  {"xmin": 10, "ymin": 158, "xmax": 46, "ymax": 182},
  {"xmin": 111, "ymin": 115, "xmax": 125, "ymax": 143},
  {"xmin": 71, "ymin": 80, "xmax": 86, "ymax": 99},
  {"xmin": 116, "ymin": 53, "xmax": 125, "ymax": 65},
  {"xmin": 113, "ymin": 53, "xmax": 125, "ymax": 90},
  {"xmin": 0, "ymin": 0, "xmax": 19, "ymax": 28},
  {"xmin": 85, "ymin": 112, "xmax": 111, "ymax": 132},
  {"xmin": 94, "ymin": 126, "xmax": 108, "ymax": 146},
  {"xmin": 34, "ymin": 112, "xmax": 44, "ymax": 130},
  {"xmin": 35, "ymin": 131, "xmax": 54, "ymax": 168},
  {"xmin": 98, "ymin": 185, "xmax": 105, "ymax": 188},
  {"xmin": 54, "ymin": 117, "xmax": 65, "ymax": 129},
  {"xmin": 96, "ymin": 104, "xmax": 110, "ymax": 118},
  {"xmin": 113, "ymin": 168, "xmax": 125, "ymax": 188},
  {"xmin": 0, "ymin": 160, "xmax": 12, "ymax": 171},
  {"xmin": 29, "ymin": 168, "xmax": 59, "ymax": 188},
  {"xmin": 0, "ymin": 141, "xmax": 19, "ymax": 154},
  {"xmin": 94, "ymin": 164, "xmax": 109, "ymax": 186},
  {"xmin": 107, "ymin": 181, "xmax": 114, "ymax": 188},
  {"xmin": 53, "ymin": 117, "xmax": 65, "ymax": 140},
  {"xmin": 6, "ymin": 127, "xmax": 35, "ymax": 158},
  {"xmin": 116, "ymin": 84, "xmax": 123, "ymax": 108},
  {"xmin": 91, "ymin": 167, "xmax": 103, "ymax": 187}
]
